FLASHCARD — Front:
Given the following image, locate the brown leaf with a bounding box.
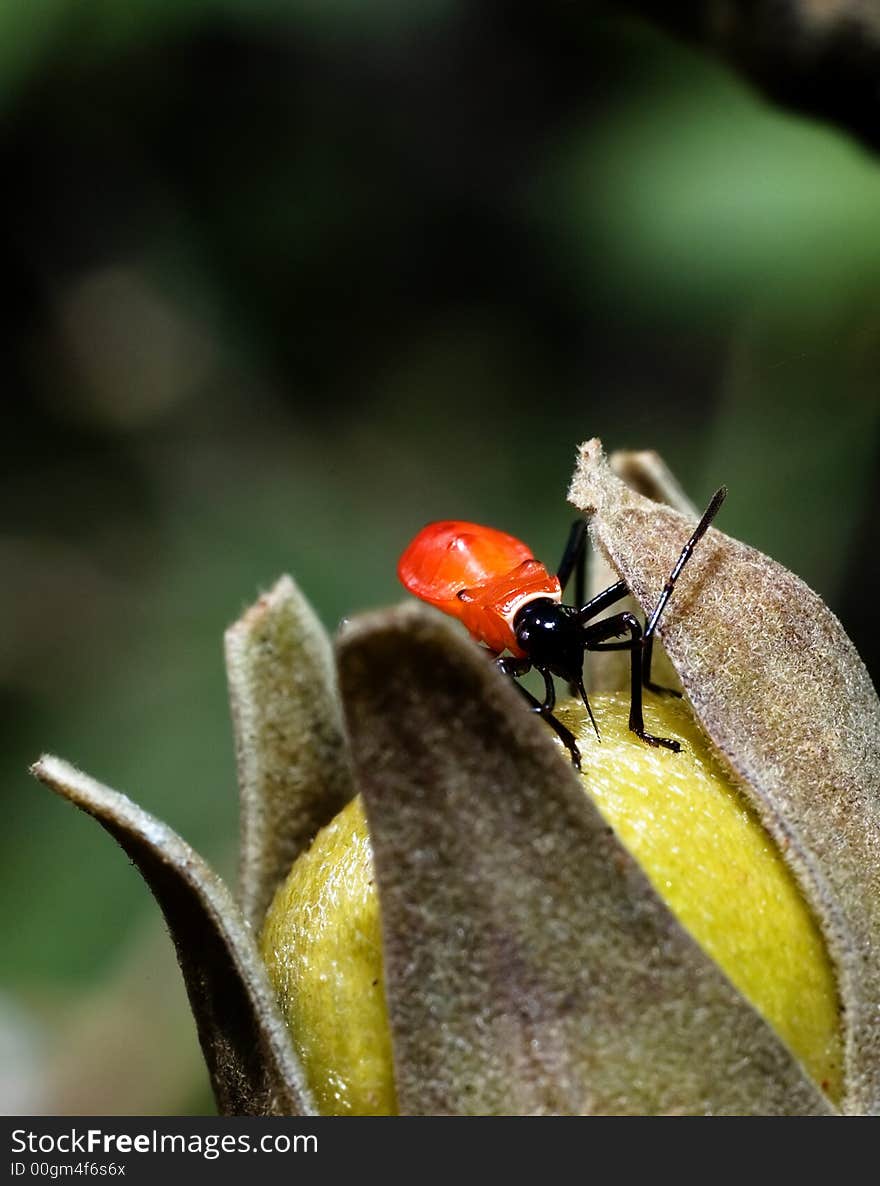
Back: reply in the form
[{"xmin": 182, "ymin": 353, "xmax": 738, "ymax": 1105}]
[
  {"xmin": 337, "ymin": 604, "xmax": 831, "ymax": 1115},
  {"xmin": 586, "ymin": 449, "xmax": 697, "ymax": 694},
  {"xmin": 30, "ymin": 756, "xmax": 314, "ymax": 1116},
  {"xmin": 569, "ymin": 437, "xmax": 880, "ymax": 1114},
  {"xmin": 225, "ymin": 575, "xmax": 355, "ymax": 930}
]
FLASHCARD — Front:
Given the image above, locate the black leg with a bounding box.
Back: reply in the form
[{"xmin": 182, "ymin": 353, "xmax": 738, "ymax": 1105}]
[
  {"xmin": 578, "ymin": 582, "xmax": 680, "ymax": 696},
  {"xmin": 537, "ymin": 656, "xmax": 602, "ymax": 748},
  {"xmin": 584, "ymin": 612, "xmax": 680, "ymax": 752},
  {"xmin": 576, "ymin": 577, "xmax": 629, "ymax": 624},
  {"xmin": 642, "ymin": 487, "xmax": 727, "ymax": 687},
  {"xmin": 567, "ymin": 575, "xmax": 630, "ymax": 697},
  {"xmin": 577, "ymin": 574, "xmax": 683, "ymax": 698},
  {"xmin": 495, "ymin": 657, "xmax": 582, "ymax": 769},
  {"xmin": 538, "ymin": 666, "xmax": 556, "ymax": 712},
  {"xmin": 556, "ymin": 519, "xmax": 589, "ymax": 605}
]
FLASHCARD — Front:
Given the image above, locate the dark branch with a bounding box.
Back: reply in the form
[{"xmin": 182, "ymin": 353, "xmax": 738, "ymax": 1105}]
[{"xmin": 621, "ymin": 1, "xmax": 880, "ymax": 154}]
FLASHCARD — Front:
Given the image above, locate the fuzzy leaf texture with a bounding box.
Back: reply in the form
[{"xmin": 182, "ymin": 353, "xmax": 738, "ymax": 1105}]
[
  {"xmin": 225, "ymin": 575, "xmax": 355, "ymax": 930},
  {"xmin": 569, "ymin": 438, "xmax": 880, "ymax": 1114},
  {"xmin": 337, "ymin": 605, "xmax": 831, "ymax": 1115},
  {"xmin": 30, "ymin": 756, "xmax": 314, "ymax": 1116}
]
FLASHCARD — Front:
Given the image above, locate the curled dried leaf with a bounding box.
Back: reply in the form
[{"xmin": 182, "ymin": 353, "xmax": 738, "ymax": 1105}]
[
  {"xmin": 586, "ymin": 449, "xmax": 697, "ymax": 694},
  {"xmin": 30, "ymin": 755, "xmax": 314, "ymax": 1117},
  {"xmin": 225, "ymin": 575, "xmax": 355, "ymax": 930},
  {"xmin": 569, "ymin": 438, "xmax": 880, "ymax": 1114},
  {"xmin": 337, "ymin": 603, "xmax": 831, "ymax": 1116}
]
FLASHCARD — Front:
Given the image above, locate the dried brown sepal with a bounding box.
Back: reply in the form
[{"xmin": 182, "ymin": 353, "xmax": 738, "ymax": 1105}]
[
  {"xmin": 586, "ymin": 449, "xmax": 697, "ymax": 694},
  {"xmin": 337, "ymin": 604, "xmax": 831, "ymax": 1116},
  {"xmin": 609, "ymin": 449, "xmax": 698, "ymax": 513},
  {"xmin": 30, "ymin": 755, "xmax": 314, "ymax": 1117},
  {"xmin": 225, "ymin": 575, "xmax": 355, "ymax": 930},
  {"xmin": 569, "ymin": 438, "xmax": 880, "ymax": 1115}
]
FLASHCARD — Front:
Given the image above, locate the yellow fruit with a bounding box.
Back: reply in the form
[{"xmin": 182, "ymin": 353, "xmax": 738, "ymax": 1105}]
[
  {"xmin": 260, "ymin": 796, "xmax": 396, "ymax": 1115},
  {"xmin": 260, "ymin": 691, "xmax": 842, "ymax": 1112},
  {"xmin": 557, "ymin": 691, "xmax": 841, "ymax": 1103}
]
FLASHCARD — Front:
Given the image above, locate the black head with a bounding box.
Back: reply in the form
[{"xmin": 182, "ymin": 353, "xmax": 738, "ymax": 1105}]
[{"xmin": 513, "ymin": 598, "xmax": 585, "ymax": 685}]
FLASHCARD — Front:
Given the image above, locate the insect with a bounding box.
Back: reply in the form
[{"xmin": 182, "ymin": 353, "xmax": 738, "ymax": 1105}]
[{"xmin": 398, "ymin": 488, "xmax": 726, "ymax": 767}]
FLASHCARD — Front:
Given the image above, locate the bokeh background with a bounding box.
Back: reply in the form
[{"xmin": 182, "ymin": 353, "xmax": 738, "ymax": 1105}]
[{"xmin": 2, "ymin": 1, "xmax": 879, "ymax": 1114}]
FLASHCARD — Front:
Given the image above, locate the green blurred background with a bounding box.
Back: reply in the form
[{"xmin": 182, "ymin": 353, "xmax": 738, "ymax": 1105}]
[{"xmin": 2, "ymin": 1, "xmax": 879, "ymax": 1114}]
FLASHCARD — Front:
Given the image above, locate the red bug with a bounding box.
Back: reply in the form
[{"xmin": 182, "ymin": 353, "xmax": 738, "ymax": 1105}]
[{"xmin": 398, "ymin": 491, "xmax": 726, "ymax": 767}]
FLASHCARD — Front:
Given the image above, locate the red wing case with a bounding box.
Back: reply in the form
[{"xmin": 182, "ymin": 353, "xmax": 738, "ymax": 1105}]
[
  {"xmin": 398, "ymin": 521, "xmax": 536, "ymax": 604},
  {"xmin": 398, "ymin": 521, "xmax": 560, "ymax": 654}
]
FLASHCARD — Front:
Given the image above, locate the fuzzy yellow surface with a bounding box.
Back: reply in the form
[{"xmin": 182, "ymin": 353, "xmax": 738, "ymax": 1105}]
[
  {"xmin": 260, "ymin": 691, "xmax": 841, "ymax": 1113},
  {"xmin": 260, "ymin": 797, "xmax": 396, "ymax": 1116},
  {"xmin": 557, "ymin": 690, "xmax": 842, "ymax": 1102}
]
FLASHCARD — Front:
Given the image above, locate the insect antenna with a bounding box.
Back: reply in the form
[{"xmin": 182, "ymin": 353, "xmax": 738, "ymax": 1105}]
[
  {"xmin": 576, "ymin": 676, "xmax": 601, "ymax": 743},
  {"xmin": 641, "ymin": 486, "xmax": 727, "ymax": 682}
]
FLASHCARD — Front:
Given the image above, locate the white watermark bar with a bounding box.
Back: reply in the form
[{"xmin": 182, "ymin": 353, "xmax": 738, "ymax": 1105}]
[
  {"xmin": 4, "ymin": 1120, "xmax": 320, "ymax": 1184},
  {"xmin": 0, "ymin": 1113, "xmax": 849, "ymax": 1182},
  {"xmin": 10, "ymin": 1124, "xmax": 316, "ymax": 1160}
]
